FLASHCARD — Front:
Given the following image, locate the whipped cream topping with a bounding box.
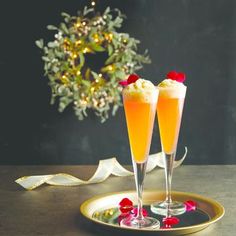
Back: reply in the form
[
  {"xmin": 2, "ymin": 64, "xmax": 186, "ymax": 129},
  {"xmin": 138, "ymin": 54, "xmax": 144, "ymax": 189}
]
[
  {"xmin": 123, "ymin": 78, "xmax": 158, "ymax": 102},
  {"xmin": 157, "ymin": 79, "xmax": 186, "ymax": 98}
]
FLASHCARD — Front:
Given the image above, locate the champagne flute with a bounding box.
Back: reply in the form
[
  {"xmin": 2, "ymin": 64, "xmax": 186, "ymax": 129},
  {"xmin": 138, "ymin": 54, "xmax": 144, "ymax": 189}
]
[
  {"xmin": 120, "ymin": 78, "xmax": 160, "ymax": 229},
  {"xmin": 151, "ymin": 79, "xmax": 187, "ymax": 216}
]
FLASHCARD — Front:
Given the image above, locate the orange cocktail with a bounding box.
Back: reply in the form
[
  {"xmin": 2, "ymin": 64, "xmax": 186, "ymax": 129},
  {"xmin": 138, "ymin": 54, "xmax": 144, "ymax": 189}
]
[
  {"xmin": 121, "ymin": 77, "xmax": 160, "ymax": 229},
  {"xmin": 157, "ymin": 89, "xmax": 185, "ymax": 154},
  {"xmin": 124, "ymin": 98, "xmax": 157, "ymax": 163},
  {"xmin": 151, "ymin": 75, "xmax": 187, "ymax": 216}
]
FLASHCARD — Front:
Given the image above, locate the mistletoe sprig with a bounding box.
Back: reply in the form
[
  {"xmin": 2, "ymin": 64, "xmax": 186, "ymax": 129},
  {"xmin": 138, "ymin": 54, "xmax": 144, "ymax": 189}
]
[{"xmin": 36, "ymin": 6, "xmax": 151, "ymax": 122}]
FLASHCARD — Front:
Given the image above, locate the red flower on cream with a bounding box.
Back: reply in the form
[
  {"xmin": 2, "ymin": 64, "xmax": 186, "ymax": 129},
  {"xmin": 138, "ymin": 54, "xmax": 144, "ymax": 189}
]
[
  {"xmin": 119, "ymin": 74, "xmax": 140, "ymax": 86},
  {"xmin": 167, "ymin": 71, "xmax": 186, "ymax": 83}
]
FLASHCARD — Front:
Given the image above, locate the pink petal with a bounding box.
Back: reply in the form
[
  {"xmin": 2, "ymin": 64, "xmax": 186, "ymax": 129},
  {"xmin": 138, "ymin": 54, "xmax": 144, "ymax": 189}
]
[
  {"xmin": 119, "ymin": 80, "xmax": 128, "ymax": 86},
  {"xmin": 162, "ymin": 216, "xmax": 180, "ymax": 226},
  {"xmin": 176, "ymin": 72, "xmax": 186, "ymax": 82},
  {"xmin": 184, "ymin": 200, "xmax": 197, "ymax": 212}
]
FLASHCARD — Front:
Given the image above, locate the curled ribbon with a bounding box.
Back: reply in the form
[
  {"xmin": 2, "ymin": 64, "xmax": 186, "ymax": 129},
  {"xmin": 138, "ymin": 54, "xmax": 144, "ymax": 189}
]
[{"xmin": 15, "ymin": 148, "xmax": 187, "ymax": 190}]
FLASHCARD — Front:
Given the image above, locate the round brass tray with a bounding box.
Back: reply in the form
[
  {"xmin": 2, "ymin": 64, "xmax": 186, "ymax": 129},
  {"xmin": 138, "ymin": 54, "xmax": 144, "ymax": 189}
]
[{"xmin": 80, "ymin": 190, "xmax": 224, "ymax": 235}]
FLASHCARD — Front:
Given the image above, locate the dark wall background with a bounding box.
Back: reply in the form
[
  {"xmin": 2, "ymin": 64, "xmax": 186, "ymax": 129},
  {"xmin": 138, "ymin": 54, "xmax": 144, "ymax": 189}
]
[{"xmin": 0, "ymin": 0, "xmax": 236, "ymax": 165}]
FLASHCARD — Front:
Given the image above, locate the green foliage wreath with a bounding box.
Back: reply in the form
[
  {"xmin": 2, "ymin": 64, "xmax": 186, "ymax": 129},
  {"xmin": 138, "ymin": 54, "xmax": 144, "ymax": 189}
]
[{"xmin": 36, "ymin": 6, "xmax": 151, "ymax": 122}]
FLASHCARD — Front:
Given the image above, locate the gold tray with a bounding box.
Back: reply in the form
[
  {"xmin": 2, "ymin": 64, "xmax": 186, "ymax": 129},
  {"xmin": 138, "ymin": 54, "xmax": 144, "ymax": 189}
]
[{"xmin": 80, "ymin": 190, "xmax": 224, "ymax": 235}]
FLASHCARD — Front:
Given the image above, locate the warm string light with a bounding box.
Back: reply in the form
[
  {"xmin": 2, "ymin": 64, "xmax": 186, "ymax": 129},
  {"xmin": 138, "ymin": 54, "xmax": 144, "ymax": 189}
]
[
  {"xmin": 83, "ymin": 47, "xmax": 90, "ymax": 53},
  {"xmin": 93, "ymin": 33, "xmax": 100, "ymax": 43},
  {"xmin": 75, "ymin": 22, "xmax": 81, "ymax": 28},
  {"xmin": 105, "ymin": 33, "xmax": 113, "ymax": 42},
  {"xmin": 72, "ymin": 53, "xmax": 77, "ymax": 59},
  {"xmin": 61, "ymin": 74, "xmax": 69, "ymax": 84},
  {"xmin": 75, "ymin": 40, "xmax": 82, "ymax": 46},
  {"xmin": 91, "ymin": 1, "xmax": 96, "ymax": 6},
  {"xmin": 90, "ymin": 88, "xmax": 95, "ymax": 94},
  {"xmin": 108, "ymin": 65, "xmax": 114, "ymax": 71}
]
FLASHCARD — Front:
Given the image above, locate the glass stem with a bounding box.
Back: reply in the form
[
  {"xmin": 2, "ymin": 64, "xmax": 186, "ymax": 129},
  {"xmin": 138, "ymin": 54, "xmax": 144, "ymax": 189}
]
[
  {"xmin": 163, "ymin": 152, "xmax": 176, "ymax": 204},
  {"xmin": 133, "ymin": 161, "xmax": 147, "ymax": 220}
]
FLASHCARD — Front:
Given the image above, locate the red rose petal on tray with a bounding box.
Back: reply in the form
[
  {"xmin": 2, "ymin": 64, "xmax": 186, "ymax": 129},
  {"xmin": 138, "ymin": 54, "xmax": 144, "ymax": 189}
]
[
  {"xmin": 162, "ymin": 216, "xmax": 180, "ymax": 225},
  {"xmin": 119, "ymin": 205, "xmax": 134, "ymax": 214},
  {"xmin": 119, "ymin": 198, "xmax": 133, "ymax": 214},
  {"xmin": 119, "ymin": 198, "xmax": 133, "ymax": 207},
  {"xmin": 161, "ymin": 216, "xmax": 180, "ymax": 229},
  {"xmin": 184, "ymin": 200, "xmax": 197, "ymax": 212}
]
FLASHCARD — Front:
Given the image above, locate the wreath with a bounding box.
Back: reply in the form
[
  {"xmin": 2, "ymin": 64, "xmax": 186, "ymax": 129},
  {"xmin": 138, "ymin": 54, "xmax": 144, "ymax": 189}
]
[{"xmin": 36, "ymin": 6, "xmax": 151, "ymax": 122}]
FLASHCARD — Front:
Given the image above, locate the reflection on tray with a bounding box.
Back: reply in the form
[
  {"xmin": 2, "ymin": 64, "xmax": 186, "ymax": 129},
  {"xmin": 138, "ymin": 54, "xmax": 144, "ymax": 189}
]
[{"xmin": 92, "ymin": 206, "xmax": 210, "ymax": 228}]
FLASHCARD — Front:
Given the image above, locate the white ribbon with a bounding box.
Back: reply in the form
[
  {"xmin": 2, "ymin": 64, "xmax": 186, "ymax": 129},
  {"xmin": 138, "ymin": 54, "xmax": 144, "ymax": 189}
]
[{"xmin": 15, "ymin": 148, "xmax": 187, "ymax": 190}]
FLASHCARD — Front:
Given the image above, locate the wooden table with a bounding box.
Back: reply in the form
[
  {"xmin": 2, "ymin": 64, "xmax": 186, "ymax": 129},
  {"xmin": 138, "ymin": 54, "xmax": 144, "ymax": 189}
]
[{"xmin": 0, "ymin": 165, "xmax": 235, "ymax": 235}]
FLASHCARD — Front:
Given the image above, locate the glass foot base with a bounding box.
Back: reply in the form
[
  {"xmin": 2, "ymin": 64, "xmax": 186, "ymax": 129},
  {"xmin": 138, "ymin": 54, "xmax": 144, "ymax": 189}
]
[
  {"xmin": 151, "ymin": 201, "xmax": 186, "ymax": 216},
  {"xmin": 120, "ymin": 216, "xmax": 160, "ymax": 229}
]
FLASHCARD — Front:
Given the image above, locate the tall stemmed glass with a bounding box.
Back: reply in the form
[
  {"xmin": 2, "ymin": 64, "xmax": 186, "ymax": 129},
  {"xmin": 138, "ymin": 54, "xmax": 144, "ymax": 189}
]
[
  {"xmin": 151, "ymin": 82, "xmax": 187, "ymax": 216},
  {"xmin": 120, "ymin": 79, "xmax": 160, "ymax": 229}
]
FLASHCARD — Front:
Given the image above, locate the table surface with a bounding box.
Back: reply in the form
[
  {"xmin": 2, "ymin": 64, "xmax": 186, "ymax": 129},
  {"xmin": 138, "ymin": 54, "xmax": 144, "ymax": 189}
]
[{"xmin": 0, "ymin": 165, "xmax": 235, "ymax": 236}]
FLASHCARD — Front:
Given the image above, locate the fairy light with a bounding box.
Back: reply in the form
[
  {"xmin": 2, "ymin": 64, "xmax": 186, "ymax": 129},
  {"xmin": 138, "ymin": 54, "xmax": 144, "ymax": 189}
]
[
  {"xmin": 75, "ymin": 40, "xmax": 82, "ymax": 46},
  {"xmin": 90, "ymin": 87, "xmax": 95, "ymax": 93},
  {"xmin": 75, "ymin": 22, "xmax": 81, "ymax": 28},
  {"xmin": 91, "ymin": 1, "xmax": 96, "ymax": 6},
  {"xmin": 61, "ymin": 74, "xmax": 69, "ymax": 84},
  {"xmin": 93, "ymin": 99, "xmax": 98, "ymax": 107},
  {"xmin": 80, "ymin": 100, "xmax": 87, "ymax": 106},
  {"xmin": 99, "ymin": 73, "xmax": 102, "ymax": 77},
  {"xmin": 82, "ymin": 21, "xmax": 86, "ymax": 26},
  {"xmin": 76, "ymin": 71, "xmax": 81, "ymax": 76},
  {"xmin": 108, "ymin": 65, "xmax": 113, "ymax": 71},
  {"xmin": 109, "ymin": 33, "xmax": 113, "ymax": 40},
  {"xmin": 83, "ymin": 47, "xmax": 89, "ymax": 53}
]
